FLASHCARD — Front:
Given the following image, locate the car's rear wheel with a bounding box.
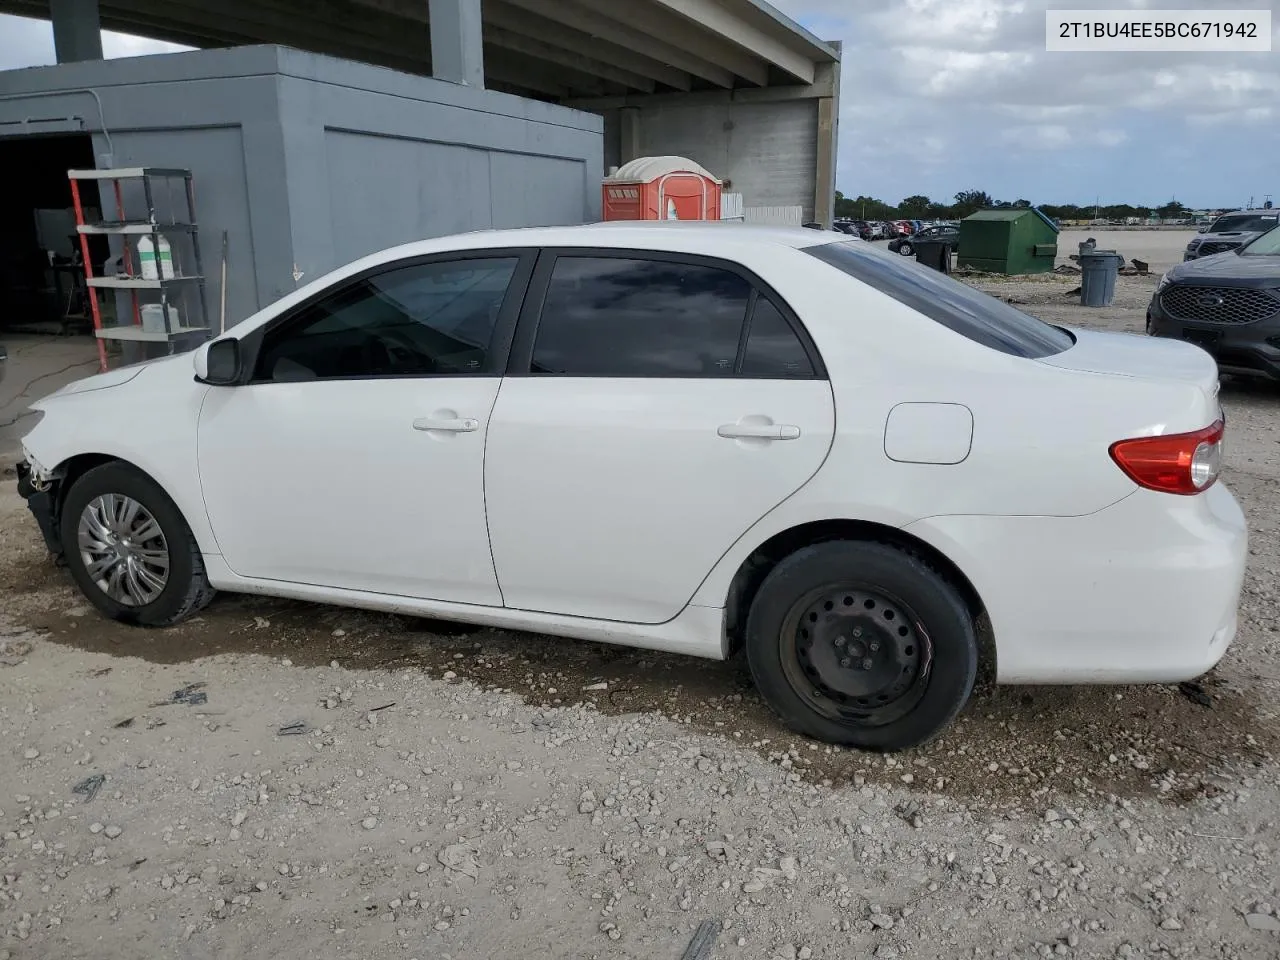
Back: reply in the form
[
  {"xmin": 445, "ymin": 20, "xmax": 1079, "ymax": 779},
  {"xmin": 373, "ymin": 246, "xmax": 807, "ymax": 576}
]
[
  {"xmin": 897, "ymin": 242, "xmax": 914, "ymax": 256},
  {"xmin": 744, "ymin": 541, "xmax": 977, "ymax": 750},
  {"xmin": 60, "ymin": 462, "xmax": 215, "ymax": 626}
]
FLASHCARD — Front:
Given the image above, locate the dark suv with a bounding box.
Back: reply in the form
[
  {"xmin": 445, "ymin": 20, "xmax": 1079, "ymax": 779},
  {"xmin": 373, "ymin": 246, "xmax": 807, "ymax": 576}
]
[
  {"xmin": 1184, "ymin": 210, "xmax": 1279, "ymax": 261},
  {"xmin": 1147, "ymin": 226, "xmax": 1280, "ymax": 381}
]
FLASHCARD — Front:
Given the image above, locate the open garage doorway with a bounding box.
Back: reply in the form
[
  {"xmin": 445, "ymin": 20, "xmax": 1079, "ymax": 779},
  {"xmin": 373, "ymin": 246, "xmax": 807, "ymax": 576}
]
[{"xmin": 0, "ymin": 133, "xmax": 111, "ymax": 336}]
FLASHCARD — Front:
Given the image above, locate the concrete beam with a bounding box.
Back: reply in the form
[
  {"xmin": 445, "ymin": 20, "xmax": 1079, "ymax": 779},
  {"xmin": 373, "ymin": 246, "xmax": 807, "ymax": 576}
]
[
  {"xmin": 339, "ymin": 0, "xmax": 751, "ymax": 87},
  {"xmin": 484, "ymin": 25, "xmax": 654, "ymax": 93},
  {"xmin": 644, "ymin": 0, "xmax": 814, "ymax": 83},
  {"xmin": 50, "ymin": 0, "xmax": 104, "ymax": 62},
  {"xmin": 497, "ymin": 0, "xmax": 738, "ymax": 88},
  {"xmin": 484, "ymin": 2, "xmax": 691, "ymax": 90},
  {"xmin": 570, "ymin": 0, "xmax": 770, "ymax": 86},
  {"xmin": 114, "ymin": 0, "xmax": 428, "ymax": 69},
  {"xmin": 563, "ymin": 72, "xmax": 837, "ymax": 110},
  {"xmin": 428, "ymin": 0, "xmax": 484, "ymax": 86}
]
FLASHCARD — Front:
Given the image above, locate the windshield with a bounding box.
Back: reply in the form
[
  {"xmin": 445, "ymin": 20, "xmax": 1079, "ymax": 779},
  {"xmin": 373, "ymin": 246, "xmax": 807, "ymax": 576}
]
[
  {"xmin": 1241, "ymin": 225, "xmax": 1280, "ymax": 256},
  {"xmin": 1209, "ymin": 213, "xmax": 1279, "ymax": 233},
  {"xmin": 804, "ymin": 241, "xmax": 1075, "ymax": 359}
]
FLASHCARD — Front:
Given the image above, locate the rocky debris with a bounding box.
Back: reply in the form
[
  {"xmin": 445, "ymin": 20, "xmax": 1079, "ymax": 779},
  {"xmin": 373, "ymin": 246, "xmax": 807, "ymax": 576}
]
[{"xmin": 0, "ymin": 331, "xmax": 1277, "ymax": 960}]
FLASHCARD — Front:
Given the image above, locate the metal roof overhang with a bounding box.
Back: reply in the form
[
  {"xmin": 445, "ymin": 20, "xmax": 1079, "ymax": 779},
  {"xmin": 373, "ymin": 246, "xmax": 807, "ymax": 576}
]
[{"xmin": 1, "ymin": 0, "xmax": 839, "ymax": 100}]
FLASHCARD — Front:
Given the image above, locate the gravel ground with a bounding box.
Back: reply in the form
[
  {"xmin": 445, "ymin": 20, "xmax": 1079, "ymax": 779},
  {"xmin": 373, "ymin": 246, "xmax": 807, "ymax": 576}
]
[{"xmin": 2, "ymin": 270, "xmax": 1279, "ymax": 960}]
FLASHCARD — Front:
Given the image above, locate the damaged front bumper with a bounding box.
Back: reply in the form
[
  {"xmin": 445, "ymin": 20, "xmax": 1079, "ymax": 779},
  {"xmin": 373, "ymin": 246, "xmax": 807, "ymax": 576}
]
[{"xmin": 15, "ymin": 459, "xmax": 65, "ymax": 564}]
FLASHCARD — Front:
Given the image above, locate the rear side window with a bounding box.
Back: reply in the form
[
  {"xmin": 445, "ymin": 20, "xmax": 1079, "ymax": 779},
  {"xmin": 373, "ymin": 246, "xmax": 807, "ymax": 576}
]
[
  {"xmin": 804, "ymin": 241, "xmax": 1074, "ymax": 359},
  {"xmin": 741, "ymin": 298, "xmax": 815, "ymax": 377},
  {"xmin": 531, "ymin": 256, "xmax": 750, "ymax": 376}
]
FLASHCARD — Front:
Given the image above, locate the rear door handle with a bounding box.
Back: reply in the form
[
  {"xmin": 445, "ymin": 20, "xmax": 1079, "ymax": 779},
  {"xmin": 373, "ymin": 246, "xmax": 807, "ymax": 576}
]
[
  {"xmin": 413, "ymin": 417, "xmax": 479, "ymax": 433},
  {"xmin": 717, "ymin": 423, "xmax": 801, "ymax": 440}
]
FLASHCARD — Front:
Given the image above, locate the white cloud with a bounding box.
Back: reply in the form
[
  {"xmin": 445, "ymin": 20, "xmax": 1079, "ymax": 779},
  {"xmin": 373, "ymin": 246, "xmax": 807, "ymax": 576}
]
[{"xmin": 778, "ymin": 0, "xmax": 1279, "ymax": 205}]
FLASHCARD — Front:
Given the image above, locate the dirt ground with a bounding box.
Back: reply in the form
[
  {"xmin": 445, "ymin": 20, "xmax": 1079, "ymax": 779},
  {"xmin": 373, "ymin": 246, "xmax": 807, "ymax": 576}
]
[{"xmin": 3, "ymin": 265, "xmax": 1280, "ymax": 960}]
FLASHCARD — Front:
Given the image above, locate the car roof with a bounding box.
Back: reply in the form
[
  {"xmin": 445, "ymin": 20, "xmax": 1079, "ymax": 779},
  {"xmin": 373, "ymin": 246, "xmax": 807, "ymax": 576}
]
[{"xmin": 340, "ymin": 222, "xmax": 851, "ymax": 270}]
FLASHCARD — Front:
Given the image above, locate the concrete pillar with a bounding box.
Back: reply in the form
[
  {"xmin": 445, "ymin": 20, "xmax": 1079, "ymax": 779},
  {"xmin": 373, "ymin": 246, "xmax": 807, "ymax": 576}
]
[
  {"xmin": 619, "ymin": 107, "xmax": 641, "ymax": 164},
  {"xmin": 814, "ymin": 43, "xmax": 841, "ymax": 228},
  {"xmin": 429, "ymin": 0, "xmax": 484, "ymax": 87},
  {"xmin": 814, "ymin": 97, "xmax": 835, "ymax": 227},
  {"xmin": 50, "ymin": 0, "xmax": 104, "ymax": 63}
]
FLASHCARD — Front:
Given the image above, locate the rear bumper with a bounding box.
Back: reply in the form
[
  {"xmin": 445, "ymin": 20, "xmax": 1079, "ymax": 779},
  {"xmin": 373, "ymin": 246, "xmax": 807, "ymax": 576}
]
[
  {"xmin": 905, "ymin": 483, "xmax": 1248, "ymax": 684},
  {"xmin": 1147, "ymin": 293, "xmax": 1280, "ymax": 381}
]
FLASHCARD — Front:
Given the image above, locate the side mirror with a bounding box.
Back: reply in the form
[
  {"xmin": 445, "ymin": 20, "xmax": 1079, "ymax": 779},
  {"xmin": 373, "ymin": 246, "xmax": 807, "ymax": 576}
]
[{"xmin": 195, "ymin": 338, "xmax": 243, "ymax": 386}]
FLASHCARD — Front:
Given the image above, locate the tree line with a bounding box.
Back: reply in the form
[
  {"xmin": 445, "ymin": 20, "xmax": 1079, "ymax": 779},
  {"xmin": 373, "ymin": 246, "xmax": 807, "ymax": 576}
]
[{"xmin": 835, "ymin": 190, "xmax": 1194, "ymax": 222}]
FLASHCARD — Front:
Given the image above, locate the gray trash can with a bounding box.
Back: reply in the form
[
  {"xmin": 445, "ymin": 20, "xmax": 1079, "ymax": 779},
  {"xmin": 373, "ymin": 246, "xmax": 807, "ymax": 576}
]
[{"xmin": 1078, "ymin": 251, "xmax": 1123, "ymax": 307}]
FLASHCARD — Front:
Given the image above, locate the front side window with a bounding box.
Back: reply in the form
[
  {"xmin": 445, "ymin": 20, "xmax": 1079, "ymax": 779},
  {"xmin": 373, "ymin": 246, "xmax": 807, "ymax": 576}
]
[
  {"xmin": 804, "ymin": 240, "xmax": 1074, "ymax": 359},
  {"xmin": 531, "ymin": 256, "xmax": 752, "ymax": 376},
  {"xmin": 254, "ymin": 257, "xmax": 518, "ymax": 381}
]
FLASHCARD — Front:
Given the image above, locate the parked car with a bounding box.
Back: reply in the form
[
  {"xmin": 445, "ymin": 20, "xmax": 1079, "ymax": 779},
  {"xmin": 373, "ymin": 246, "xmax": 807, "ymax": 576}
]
[
  {"xmin": 1184, "ymin": 211, "xmax": 1279, "ymax": 261},
  {"xmin": 1147, "ymin": 224, "xmax": 1280, "ymax": 382},
  {"xmin": 844, "ymin": 220, "xmax": 873, "ymax": 240},
  {"xmin": 16, "ymin": 223, "xmax": 1244, "ymax": 751},
  {"xmin": 889, "ymin": 224, "xmax": 958, "ymax": 257}
]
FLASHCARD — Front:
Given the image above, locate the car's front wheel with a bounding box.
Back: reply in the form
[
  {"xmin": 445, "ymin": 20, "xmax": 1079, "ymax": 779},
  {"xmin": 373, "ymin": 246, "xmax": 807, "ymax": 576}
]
[
  {"xmin": 744, "ymin": 541, "xmax": 977, "ymax": 750},
  {"xmin": 60, "ymin": 461, "xmax": 216, "ymax": 626},
  {"xmin": 897, "ymin": 241, "xmax": 914, "ymax": 256}
]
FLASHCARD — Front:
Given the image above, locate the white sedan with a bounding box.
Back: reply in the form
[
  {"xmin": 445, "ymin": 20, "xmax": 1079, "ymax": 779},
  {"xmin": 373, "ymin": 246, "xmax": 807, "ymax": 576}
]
[{"xmin": 16, "ymin": 223, "xmax": 1247, "ymax": 751}]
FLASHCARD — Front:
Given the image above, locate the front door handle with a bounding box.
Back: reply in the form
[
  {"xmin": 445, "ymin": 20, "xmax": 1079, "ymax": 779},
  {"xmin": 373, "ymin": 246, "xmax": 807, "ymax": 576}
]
[
  {"xmin": 717, "ymin": 422, "xmax": 801, "ymax": 440},
  {"xmin": 413, "ymin": 416, "xmax": 479, "ymax": 433}
]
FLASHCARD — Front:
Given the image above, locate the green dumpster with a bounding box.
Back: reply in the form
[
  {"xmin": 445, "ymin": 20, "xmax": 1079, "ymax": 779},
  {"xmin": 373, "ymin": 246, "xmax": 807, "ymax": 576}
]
[{"xmin": 957, "ymin": 208, "xmax": 1060, "ymax": 275}]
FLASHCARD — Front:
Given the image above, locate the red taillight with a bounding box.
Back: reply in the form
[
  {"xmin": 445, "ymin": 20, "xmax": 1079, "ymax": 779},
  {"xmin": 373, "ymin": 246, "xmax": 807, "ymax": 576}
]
[{"xmin": 1109, "ymin": 420, "xmax": 1224, "ymax": 495}]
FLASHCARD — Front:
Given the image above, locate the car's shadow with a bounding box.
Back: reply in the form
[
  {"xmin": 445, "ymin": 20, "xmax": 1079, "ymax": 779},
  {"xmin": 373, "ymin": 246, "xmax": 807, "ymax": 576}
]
[{"xmin": 10, "ymin": 547, "xmax": 1275, "ymax": 810}]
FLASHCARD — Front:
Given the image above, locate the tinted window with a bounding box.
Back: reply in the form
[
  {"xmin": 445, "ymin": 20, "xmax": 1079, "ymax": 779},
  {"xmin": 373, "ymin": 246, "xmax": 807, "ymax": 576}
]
[
  {"xmin": 531, "ymin": 256, "xmax": 751, "ymax": 376},
  {"xmin": 804, "ymin": 241, "xmax": 1074, "ymax": 359},
  {"xmin": 741, "ymin": 298, "xmax": 815, "ymax": 377},
  {"xmin": 1211, "ymin": 214, "xmax": 1279, "ymax": 233},
  {"xmin": 255, "ymin": 258, "xmax": 517, "ymax": 381}
]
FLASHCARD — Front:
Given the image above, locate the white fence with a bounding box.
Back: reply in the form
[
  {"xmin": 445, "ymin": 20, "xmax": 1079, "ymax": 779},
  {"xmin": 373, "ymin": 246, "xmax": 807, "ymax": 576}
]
[{"xmin": 743, "ymin": 205, "xmax": 804, "ymax": 227}]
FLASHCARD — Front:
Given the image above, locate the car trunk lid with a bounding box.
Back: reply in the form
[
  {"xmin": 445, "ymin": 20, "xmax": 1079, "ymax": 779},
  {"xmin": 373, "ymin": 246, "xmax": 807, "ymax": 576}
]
[
  {"xmin": 1039, "ymin": 327, "xmax": 1215, "ymax": 387},
  {"xmin": 1036, "ymin": 327, "xmax": 1222, "ymax": 420}
]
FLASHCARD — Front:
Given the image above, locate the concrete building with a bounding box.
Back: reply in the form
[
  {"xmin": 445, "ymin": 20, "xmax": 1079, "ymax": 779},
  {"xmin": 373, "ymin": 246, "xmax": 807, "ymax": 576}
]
[{"xmin": 0, "ymin": 0, "xmax": 840, "ymax": 341}]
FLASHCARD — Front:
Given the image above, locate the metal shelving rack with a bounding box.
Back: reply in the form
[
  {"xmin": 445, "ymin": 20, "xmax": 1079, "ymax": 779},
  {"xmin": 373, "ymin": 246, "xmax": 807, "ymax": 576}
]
[{"xmin": 67, "ymin": 167, "xmax": 211, "ymax": 373}]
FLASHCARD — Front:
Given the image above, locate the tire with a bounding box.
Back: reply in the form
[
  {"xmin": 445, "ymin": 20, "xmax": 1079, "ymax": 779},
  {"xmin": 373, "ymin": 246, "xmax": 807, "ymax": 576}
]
[
  {"xmin": 897, "ymin": 242, "xmax": 914, "ymax": 257},
  {"xmin": 744, "ymin": 541, "xmax": 977, "ymax": 751},
  {"xmin": 59, "ymin": 461, "xmax": 216, "ymax": 627}
]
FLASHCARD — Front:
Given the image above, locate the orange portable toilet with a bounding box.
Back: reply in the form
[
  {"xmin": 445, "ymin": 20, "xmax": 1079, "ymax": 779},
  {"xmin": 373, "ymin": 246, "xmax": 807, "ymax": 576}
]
[{"xmin": 602, "ymin": 156, "xmax": 722, "ymax": 222}]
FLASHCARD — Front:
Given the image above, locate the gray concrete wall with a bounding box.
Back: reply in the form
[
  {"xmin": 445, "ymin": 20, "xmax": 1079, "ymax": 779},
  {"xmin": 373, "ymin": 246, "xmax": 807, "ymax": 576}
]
[
  {"xmin": 595, "ymin": 98, "xmax": 819, "ymax": 221},
  {"xmin": 272, "ymin": 48, "xmax": 602, "ymax": 279},
  {"xmin": 0, "ymin": 45, "xmax": 603, "ymax": 331}
]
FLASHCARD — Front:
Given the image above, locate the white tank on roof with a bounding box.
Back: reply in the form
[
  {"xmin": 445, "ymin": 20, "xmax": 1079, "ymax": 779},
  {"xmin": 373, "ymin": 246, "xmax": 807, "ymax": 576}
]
[{"xmin": 605, "ymin": 155, "xmax": 721, "ymax": 184}]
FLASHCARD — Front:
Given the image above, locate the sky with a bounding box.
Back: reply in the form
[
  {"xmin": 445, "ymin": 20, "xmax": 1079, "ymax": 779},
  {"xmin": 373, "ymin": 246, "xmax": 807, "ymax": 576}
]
[{"xmin": 0, "ymin": 0, "xmax": 1276, "ymax": 210}]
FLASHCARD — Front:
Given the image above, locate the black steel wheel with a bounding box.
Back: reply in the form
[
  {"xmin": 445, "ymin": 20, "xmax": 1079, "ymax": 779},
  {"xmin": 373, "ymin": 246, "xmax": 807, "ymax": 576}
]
[
  {"xmin": 745, "ymin": 541, "xmax": 977, "ymax": 751},
  {"xmin": 781, "ymin": 585, "xmax": 931, "ymax": 727}
]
